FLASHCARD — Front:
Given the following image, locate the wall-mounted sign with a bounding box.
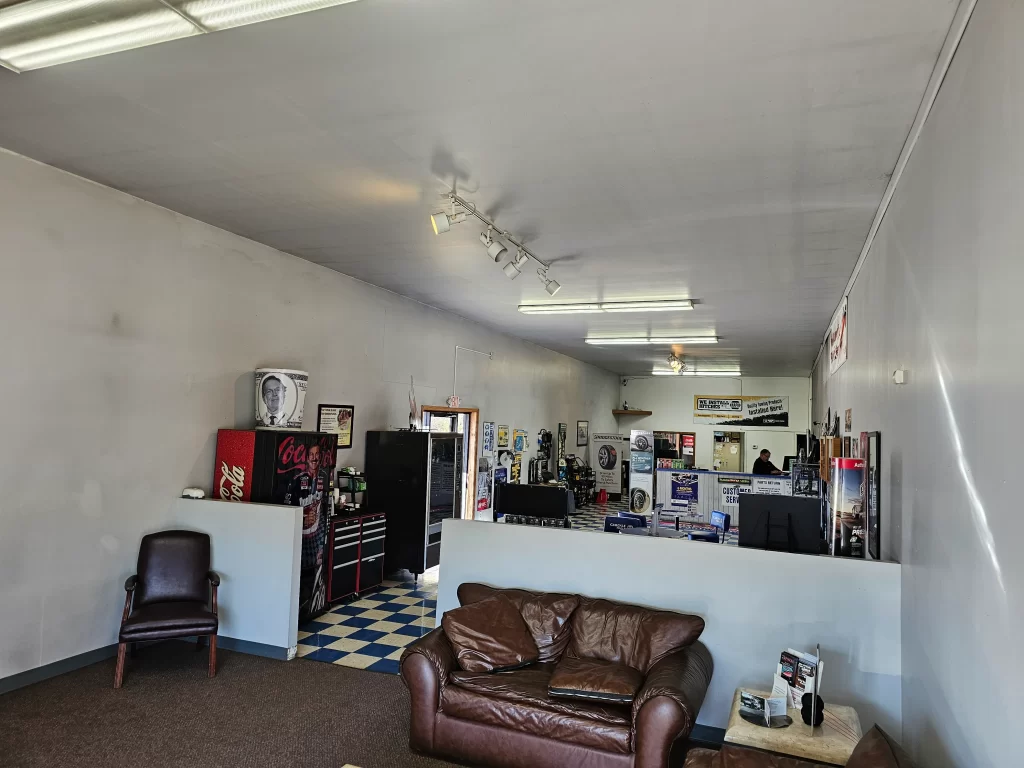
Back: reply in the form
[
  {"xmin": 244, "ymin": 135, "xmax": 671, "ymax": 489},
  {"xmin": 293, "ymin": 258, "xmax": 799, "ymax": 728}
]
[
  {"xmin": 591, "ymin": 433, "xmax": 626, "ymax": 497},
  {"xmin": 828, "ymin": 296, "xmax": 848, "ymax": 375},
  {"xmin": 497, "ymin": 425, "xmax": 509, "ymax": 448},
  {"xmin": 629, "ymin": 429, "xmax": 654, "ymax": 513},
  {"xmin": 693, "ymin": 396, "xmax": 790, "ymax": 427},
  {"xmin": 482, "ymin": 421, "xmax": 495, "ymax": 457}
]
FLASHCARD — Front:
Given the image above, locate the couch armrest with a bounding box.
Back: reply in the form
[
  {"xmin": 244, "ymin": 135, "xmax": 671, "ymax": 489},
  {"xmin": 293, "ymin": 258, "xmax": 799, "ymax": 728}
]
[
  {"xmin": 632, "ymin": 641, "xmax": 714, "ymax": 768},
  {"xmin": 400, "ymin": 627, "xmax": 456, "ymax": 752}
]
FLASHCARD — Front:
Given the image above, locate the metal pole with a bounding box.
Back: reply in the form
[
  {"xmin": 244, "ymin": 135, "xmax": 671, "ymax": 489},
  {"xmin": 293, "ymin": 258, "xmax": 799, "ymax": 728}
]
[{"xmin": 453, "ymin": 345, "xmax": 492, "ymax": 400}]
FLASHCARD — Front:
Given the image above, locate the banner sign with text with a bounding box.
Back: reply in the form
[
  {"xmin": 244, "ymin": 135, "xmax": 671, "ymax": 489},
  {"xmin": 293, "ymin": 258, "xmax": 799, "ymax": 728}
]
[{"xmin": 693, "ymin": 395, "xmax": 790, "ymax": 427}]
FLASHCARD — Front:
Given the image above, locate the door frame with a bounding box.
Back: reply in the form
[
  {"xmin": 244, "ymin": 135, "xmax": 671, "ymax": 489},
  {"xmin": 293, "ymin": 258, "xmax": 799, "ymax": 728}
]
[{"xmin": 421, "ymin": 406, "xmax": 479, "ymax": 520}]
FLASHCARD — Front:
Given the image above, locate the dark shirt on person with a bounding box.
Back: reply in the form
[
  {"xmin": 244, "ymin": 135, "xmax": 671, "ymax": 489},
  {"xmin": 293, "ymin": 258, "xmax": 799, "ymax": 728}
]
[{"xmin": 752, "ymin": 457, "xmax": 780, "ymax": 475}]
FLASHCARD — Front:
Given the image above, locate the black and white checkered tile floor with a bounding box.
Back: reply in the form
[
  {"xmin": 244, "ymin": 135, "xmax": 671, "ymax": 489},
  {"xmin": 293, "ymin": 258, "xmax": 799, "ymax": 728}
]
[{"xmin": 297, "ymin": 569, "xmax": 437, "ymax": 674}]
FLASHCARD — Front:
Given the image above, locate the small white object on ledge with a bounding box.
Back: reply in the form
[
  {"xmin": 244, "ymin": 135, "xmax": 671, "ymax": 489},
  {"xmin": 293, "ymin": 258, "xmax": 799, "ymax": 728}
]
[{"xmin": 182, "ymin": 488, "xmax": 205, "ymax": 499}]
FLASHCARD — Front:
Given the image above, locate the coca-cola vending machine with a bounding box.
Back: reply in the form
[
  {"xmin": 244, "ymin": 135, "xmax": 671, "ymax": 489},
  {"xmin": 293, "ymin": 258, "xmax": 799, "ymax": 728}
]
[{"xmin": 214, "ymin": 429, "xmax": 338, "ymax": 622}]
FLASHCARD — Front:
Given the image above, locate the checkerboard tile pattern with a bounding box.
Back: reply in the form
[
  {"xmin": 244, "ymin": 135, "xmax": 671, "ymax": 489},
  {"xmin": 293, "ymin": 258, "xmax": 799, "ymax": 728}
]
[
  {"xmin": 568, "ymin": 502, "xmax": 738, "ymax": 544},
  {"xmin": 297, "ymin": 568, "xmax": 438, "ymax": 675}
]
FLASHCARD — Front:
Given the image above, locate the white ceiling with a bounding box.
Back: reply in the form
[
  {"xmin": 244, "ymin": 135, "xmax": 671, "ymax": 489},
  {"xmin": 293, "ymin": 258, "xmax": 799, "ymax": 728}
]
[{"xmin": 0, "ymin": 0, "xmax": 958, "ymax": 375}]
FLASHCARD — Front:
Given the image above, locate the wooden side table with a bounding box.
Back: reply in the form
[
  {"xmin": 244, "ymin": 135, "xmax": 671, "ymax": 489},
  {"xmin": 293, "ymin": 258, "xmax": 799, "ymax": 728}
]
[{"xmin": 724, "ymin": 689, "xmax": 862, "ymax": 766}]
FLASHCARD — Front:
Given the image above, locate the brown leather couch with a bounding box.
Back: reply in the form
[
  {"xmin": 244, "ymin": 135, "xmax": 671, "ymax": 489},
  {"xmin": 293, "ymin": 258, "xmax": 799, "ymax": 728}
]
[
  {"xmin": 401, "ymin": 583, "xmax": 713, "ymax": 768},
  {"xmin": 684, "ymin": 725, "xmax": 916, "ymax": 768}
]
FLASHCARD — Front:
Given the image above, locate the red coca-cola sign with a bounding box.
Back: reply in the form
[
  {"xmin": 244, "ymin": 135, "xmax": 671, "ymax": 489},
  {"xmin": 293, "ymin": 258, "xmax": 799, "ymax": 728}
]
[{"xmin": 213, "ymin": 429, "xmax": 255, "ymax": 502}]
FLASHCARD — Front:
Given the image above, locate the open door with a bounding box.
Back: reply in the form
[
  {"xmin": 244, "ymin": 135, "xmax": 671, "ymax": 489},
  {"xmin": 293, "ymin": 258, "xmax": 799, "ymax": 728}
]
[{"xmin": 421, "ymin": 406, "xmax": 479, "ymax": 520}]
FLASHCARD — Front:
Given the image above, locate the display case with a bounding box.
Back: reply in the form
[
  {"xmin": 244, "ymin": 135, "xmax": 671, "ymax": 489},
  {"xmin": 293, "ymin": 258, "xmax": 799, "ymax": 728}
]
[{"xmin": 365, "ymin": 430, "xmax": 463, "ymax": 577}]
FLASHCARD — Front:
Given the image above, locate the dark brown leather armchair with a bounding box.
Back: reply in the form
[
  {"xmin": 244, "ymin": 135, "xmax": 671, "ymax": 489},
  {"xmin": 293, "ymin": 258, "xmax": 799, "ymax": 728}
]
[
  {"xmin": 115, "ymin": 530, "xmax": 220, "ymax": 688},
  {"xmin": 401, "ymin": 583, "xmax": 713, "ymax": 768}
]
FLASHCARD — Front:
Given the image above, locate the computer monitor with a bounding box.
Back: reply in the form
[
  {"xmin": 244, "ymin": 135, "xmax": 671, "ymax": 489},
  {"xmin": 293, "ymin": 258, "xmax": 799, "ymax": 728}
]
[
  {"xmin": 738, "ymin": 494, "xmax": 822, "ymax": 555},
  {"xmin": 782, "ymin": 455, "xmax": 798, "ymax": 471}
]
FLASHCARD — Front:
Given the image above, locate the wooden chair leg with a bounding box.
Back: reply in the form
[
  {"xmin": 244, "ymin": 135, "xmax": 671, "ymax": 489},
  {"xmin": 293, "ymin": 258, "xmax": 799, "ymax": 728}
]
[
  {"xmin": 208, "ymin": 635, "xmax": 217, "ymax": 678},
  {"xmin": 196, "ymin": 635, "xmax": 205, "ymax": 651},
  {"xmin": 114, "ymin": 642, "xmax": 127, "ymax": 689}
]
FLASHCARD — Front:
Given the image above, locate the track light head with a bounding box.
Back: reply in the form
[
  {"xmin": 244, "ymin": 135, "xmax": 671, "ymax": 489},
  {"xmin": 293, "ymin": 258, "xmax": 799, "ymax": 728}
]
[
  {"xmin": 537, "ymin": 269, "xmax": 561, "ymax": 296},
  {"xmin": 430, "ymin": 211, "xmax": 465, "ymax": 235},
  {"xmin": 480, "ymin": 230, "xmax": 508, "ymax": 262},
  {"xmin": 668, "ymin": 354, "xmax": 684, "ymax": 373},
  {"xmin": 503, "ymin": 249, "xmax": 529, "ymax": 280}
]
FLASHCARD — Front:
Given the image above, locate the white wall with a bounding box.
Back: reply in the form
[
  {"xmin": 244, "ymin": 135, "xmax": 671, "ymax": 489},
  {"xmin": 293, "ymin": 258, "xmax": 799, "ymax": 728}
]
[
  {"xmin": 0, "ymin": 150, "xmax": 619, "ymax": 681},
  {"xmin": 438, "ymin": 519, "xmax": 902, "ymax": 734},
  {"xmin": 169, "ymin": 498, "xmax": 301, "ymax": 654},
  {"xmin": 811, "ymin": 3, "xmax": 1022, "ymax": 766},
  {"xmin": 618, "ymin": 376, "xmax": 810, "ymax": 469}
]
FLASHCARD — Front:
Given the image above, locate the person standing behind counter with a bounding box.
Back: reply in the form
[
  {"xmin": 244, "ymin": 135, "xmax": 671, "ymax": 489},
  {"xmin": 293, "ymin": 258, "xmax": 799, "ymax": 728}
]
[{"xmin": 752, "ymin": 449, "xmax": 783, "ymax": 475}]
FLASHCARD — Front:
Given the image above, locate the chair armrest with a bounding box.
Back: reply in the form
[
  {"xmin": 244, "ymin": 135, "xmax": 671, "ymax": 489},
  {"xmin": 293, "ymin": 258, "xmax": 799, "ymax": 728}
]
[
  {"xmin": 124, "ymin": 575, "xmax": 137, "ymax": 591},
  {"xmin": 632, "ymin": 642, "xmax": 714, "ymax": 768},
  {"xmin": 208, "ymin": 571, "xmax": 221, "ymax": 587},
  {"xmin": 399, "ymin": 627, "xmax": 455, "ymax": 752}
]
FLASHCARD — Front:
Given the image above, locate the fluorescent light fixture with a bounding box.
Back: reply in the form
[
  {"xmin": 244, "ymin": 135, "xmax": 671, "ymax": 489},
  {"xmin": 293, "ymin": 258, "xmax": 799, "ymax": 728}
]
[
  {"xmin": 517, "ymin": 299, "xmax": 692, "ymax": 315},
  {"xmin": 584, "ymin": 337, "xmax": 719, "ymax": 345},
  {"xmin": 652, "ymin": 370, "xmax": 740, "ymax": 377},
  {"xmin": 517, "ymin": 304, "xmax": 602, "ymax": 315},
  {"xmin": 0, "ymin": 0, "xmax": 363, "ymax": 72}
]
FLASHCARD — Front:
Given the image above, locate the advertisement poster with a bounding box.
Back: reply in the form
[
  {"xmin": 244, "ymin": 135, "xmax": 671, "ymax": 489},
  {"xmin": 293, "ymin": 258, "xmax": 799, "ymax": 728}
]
[
  {"xmin": 718, "ymin": 476, "xmax": 752, "ymax": 509},
  {"xmin": 497, "ymin": 425, "xmax": 510, "ymax": 448},
  {"xmin": 591, "ymin": 433, "xmax": 626, "ymax": 497},
  {"xmin": 829, "ymin": 457, "xmax": 865, "ymax": 558},
  {"xmin": 828, "ymin": 296, "xmax": 848, "ymax": 375},
  {"xmin": 694, "ymin": 396, "xmax": 790, "ymax": 427},
  {"xmin": 511, "ymin": 453, "xmax": 522, "ymax": 484},
  {"xmin": 670, "ymin": 472, "xmax": 699, "ymax": 509},
  {"xmin": 476, "ymin": 459, "xmax": 493, "ymax": 513},
  {"xmin": 482, "ymin": 421, "xmax": 495, "ymax": 457},
  {"xmin": 682, "ymin": 433, "xmax": 695, "ymax": 456},
  {"xmin": 513, "ymin": 429, "xmax": 528, "ymax": 452},
  {"xmin": 629, "ymin": 429, "xmax": 654, "ymax": 513},
  {"xmin": 316, "ymin": 404, "xmax": 354, "ymax": 449}
]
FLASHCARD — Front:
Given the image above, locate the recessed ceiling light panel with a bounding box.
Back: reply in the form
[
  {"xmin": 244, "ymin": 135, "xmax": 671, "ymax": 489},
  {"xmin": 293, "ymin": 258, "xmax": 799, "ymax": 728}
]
[
  {"xmin": 584, "ymin": 337, "xmax": 719, "ymax": 345},
  {"xmin": 517, "ymin": 298, "xmax": 693, "ymax": 315}
]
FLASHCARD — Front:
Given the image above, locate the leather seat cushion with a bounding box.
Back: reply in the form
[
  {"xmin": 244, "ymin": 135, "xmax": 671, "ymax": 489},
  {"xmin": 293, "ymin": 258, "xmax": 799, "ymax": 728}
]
[
  {"xmin": 457, "ymin": 583, "xmax": 580, "ymax": 662},
  {"xmin": 446, "ymin": 666, "xmax": 631, "ymax": 753},
  {"xmin": 684, "ymin": 746, "xmax": 824, "ymax": 767},
  {"xmin": 442, "ymin": 594, "xmax": 540, "ymax": 673},
  {"xmin": 548, "ymin": 656, "xmax": 644, "ymax": 705},
  {"xmin": 120, "ymin": 601, "xmax": 217, "ymax": 640}
]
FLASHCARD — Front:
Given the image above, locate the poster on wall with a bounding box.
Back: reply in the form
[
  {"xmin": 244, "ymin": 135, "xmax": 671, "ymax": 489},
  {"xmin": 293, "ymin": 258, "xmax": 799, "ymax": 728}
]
[
  {"xmin": 844, "ymin": 409, "xmax": 853, "ymax": 433},
  {"xmin": 476, "ymin": 458, "xmax": 493, "ymax": 513},
  {"xmin": 317, "ymin": 404, "xmax": 355, "ymax": 449},
  {"xmin": 752, "ymin": 476, "xmax": 793, "ymax": 495},
  {"xmin": 629, "ymin": 430, "xmax": 654, "ymax": 514},
  {"xmin": 482, "ymin": 422, "xmax": 495, "ymax": 457},
  {"xmin": 511, "ymin": 452, "xmax": 522, "ymax": 484},
  {"xmin": 513, "ymin": 429, "xmax": 528, "ymax": 453},
  {"xmin": 669, "ymin": 472, "xmax": 699, "ymax": 511},
  {"xmin": 591, "ymin": 433, "xmax": 626, "ymax": 497},
  {"xmin": 828, "ymin": 296, "xmax": 848, "ymax": 375},
  {"xmin": 497, "ymin": 425, "xmax": 510, "ymax": 448},
  {"xmin": 693, "ymin": 396, "xmax": 790, "ymax": 427}
]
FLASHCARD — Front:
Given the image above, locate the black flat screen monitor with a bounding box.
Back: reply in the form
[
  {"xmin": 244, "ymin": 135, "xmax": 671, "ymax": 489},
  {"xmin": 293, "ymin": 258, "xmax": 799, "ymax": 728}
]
[{"xmin": 738, "ymin": 494, "xmax": 822, "ymax": 555}]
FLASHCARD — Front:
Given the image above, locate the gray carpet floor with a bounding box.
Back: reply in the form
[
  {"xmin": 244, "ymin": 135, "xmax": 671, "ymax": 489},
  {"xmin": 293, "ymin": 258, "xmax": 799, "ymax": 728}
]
[{"xmin": 0, "ymin": 643, "xmax": 462, "ymax": 768}]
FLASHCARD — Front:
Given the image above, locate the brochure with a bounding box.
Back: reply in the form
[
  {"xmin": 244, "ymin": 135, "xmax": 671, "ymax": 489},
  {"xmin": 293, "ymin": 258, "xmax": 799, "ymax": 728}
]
[
  {"xmin": 776, "ymin": 648, "xmax": 824, "ymax": 708},
  {"xmin": 739, "ymin": 675, "xmax": 790, "ymax": 728}
]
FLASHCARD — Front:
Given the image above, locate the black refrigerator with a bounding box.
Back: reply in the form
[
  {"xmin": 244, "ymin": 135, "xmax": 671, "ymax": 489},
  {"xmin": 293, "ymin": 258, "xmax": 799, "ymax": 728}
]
[{"xmin": 365, "ymin": 430, "xmax": 463, "ymax": 577}]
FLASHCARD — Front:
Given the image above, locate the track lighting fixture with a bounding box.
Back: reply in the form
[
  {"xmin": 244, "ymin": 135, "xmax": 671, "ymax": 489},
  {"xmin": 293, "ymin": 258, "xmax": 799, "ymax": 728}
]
[
  {"xmin": 479, "ymin": 228, "xmax": 508, "ymax": 262},
  {"xmin": 537, "ymin": 269, "xmax": 561, "ymax": 296},
  {"xmin": 668, "ymin": 354, "xmax": 684, "ymax": 373},
  {"xmin": 502, "ymin": 250, "xmax": 529, "ymax": 280},
  {"xmin": 429, "ymin": 190, "xmax": 561, "ymax": 293}
]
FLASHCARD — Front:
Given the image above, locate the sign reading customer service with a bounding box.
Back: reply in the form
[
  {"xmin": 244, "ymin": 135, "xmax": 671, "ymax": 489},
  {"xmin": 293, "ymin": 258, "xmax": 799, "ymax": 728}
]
[{"xmin": 693, "ymin": 395, "xmax": 790, "ymax": 427}]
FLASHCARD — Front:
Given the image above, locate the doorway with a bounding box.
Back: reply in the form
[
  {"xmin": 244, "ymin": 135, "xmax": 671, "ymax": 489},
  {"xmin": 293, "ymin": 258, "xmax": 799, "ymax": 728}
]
[
  {"xmin": 713, "ymin": 432, "xmax": 743, "ymax": 472},
  {"xmin": 421, "ymin": 406, "xmax": 479, "ymax": 520}
]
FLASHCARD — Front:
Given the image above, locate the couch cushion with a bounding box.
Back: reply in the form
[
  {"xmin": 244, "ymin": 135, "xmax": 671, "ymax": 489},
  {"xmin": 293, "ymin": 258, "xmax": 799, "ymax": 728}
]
[
  {"xmin": 442, "ymin": 594, "xmax": 539, "ymax": 673},
  {"xmin": 119, "ymin": 601, "xmax": 217, "ymax": 641},
  {"xmin": 684, "ymin": 746, "xmax": 824, "ymax": 767},
  {"xmin": 847, "ymin": 726, "xmax": 917, "ymax": 768},
  {"xmin": 548, "ymin": 656, "xmax": 644, "ymax": 705},
  {"xmin": 442, "ymin": 671, "xmax": 631, "ymax": 753},
  {"xmin": 567, "ymin": 597, "xmax": 705, "ymax": 673},
  {"xmin": 458, "ymin": 583, "xmax": 579, "ymax": 662}
]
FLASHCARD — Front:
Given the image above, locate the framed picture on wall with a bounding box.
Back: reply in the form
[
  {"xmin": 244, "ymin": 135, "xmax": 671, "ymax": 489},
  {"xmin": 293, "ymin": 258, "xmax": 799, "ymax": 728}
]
[
  {"xmin": 842, "ymin": 436, "xmax": 851, "ymax": 457},
  {"xmin": 576, "ymin": 420, "xmax": 589, "ymax": 447},
  {"xmin": 867, "ymin": 431, "xmax": 881, "ymax": 560},
  {"xmin": 317, "ymin": 404, "xmax": 355, "ymax": 449}
]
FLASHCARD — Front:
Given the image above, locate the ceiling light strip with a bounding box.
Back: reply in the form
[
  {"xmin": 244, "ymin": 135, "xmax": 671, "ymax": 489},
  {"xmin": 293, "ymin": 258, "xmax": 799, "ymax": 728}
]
[
  {"xmin": 652, "ymin": 370, "xmax": 740, "ymax": 377},
  {"xmin": 518, "ymin": 299, "xmax": 693, "ymax": 315},
  {"xmin": 154, "ymin": 0, "xmax": 210, "ymax": 33},
  {"xmin": 585, "ymin": 337, "xmax": 719, "ymax": 345}
]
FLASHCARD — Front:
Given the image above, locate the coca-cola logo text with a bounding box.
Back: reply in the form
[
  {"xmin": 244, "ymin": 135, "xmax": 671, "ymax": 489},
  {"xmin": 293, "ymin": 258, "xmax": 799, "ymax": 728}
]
[
  {"xmin": 218, "ymin": 462, "xmax": 246, "ymax": 501},
  {"xmin": 276, "ymin": 435, "xmax": 335, "ymax": 475}
]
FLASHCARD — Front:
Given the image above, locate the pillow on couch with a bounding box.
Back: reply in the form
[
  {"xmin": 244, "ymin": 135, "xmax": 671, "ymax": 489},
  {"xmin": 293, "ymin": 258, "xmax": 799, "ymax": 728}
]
[
  {"xmin": 457, "ymin": 583, "xmax": 579, "ymax": 662},
  {"xmin": 548, "ymin": 656, "xmax": 644, "ymax": 705},
  {"xmin": 441, "ymin": 594, "xmax": 540, "ymax": 673}
]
